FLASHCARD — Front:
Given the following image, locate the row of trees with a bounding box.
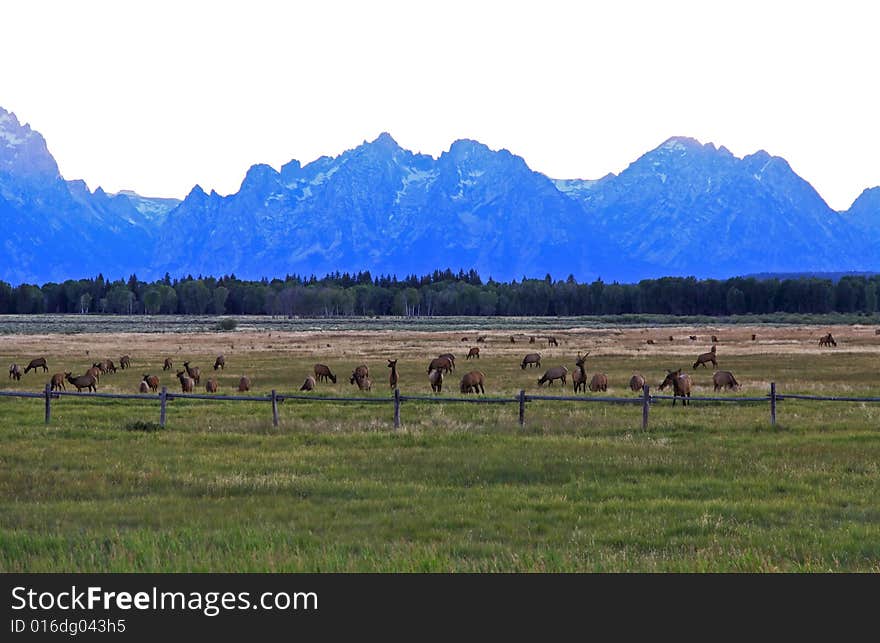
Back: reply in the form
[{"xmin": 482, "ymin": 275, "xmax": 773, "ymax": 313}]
[{"xmin": 1, "ymin": 270, "xmax": 879, "ymax": 317}]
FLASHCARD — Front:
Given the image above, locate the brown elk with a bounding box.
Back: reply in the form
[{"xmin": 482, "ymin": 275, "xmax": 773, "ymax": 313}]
[
  {"xmin": 353, "ymin": 374, "xmax": 372, "ymax": 391},
  {"xmin": 139, "ymin": 381, "xmax": 150, "ymax": 394},
  {"xmin": 65, "ymin": 372, "xmax": 97, "ymax": 392},
  {"xmin": 646, "ymin": 339, "xmax": 655, "ymax": 345},
  {"xmin": 119, "ymin": 355, "xmax": 131, "ymax": 370},
  {"xmin": 693, "ymin": 345, "xmax": 717, "ymax": 369},
  {"xmin": 589, "ymin": 373, "xmax": 608, "ymax": 392},
  {"xmin": 521, "ymin": 353, "xmax": 541, "ymax": 369},
  {"xmin": 307, "ymin": 363, "xmax": 332, "ymax": 384},
  {"xmin": 428, "ymin": 369, "xmax": 443, "ymax": 393},
  {"xmin": 460, "ymin": 370, "xmax": 486, "ymax": 394},
  {"xmin": 510, "ymin": 336, "xmax": 516, "ymax": 343},
  {"xmin": 476, "ymin": 336, "xmax": 486, "ymax": 343},
  {"xmin": 349, "ymin": 365, "xmax": 370, "ymax": 385},
  {"xmin": 85, "ymin": 365, "xmax": 101, "ymax": 382},
  {"xmin": 751, "ymin": 334, "xmax": 757, "ymax": 341},
  {"xmin": 818, "ymin": 333, "xmax": 837, "ymax": 347},
  {"xmin": 213, "ymin": 355, "xmax": 226, "ymax": 370},
  {"xmin": 142, "ymin": 374, "xmax": 159, "ymax": 393},
  {"xmin": 467, "ymin": 347, "xmax": 480, "ymax": 360},
  {"xmin": 538, "ymin": 366, "xmax": 568, "ymax": 386},
  {"xmin": 461, "ymin": 337, "xmax": 469, "ymax": 342},
  {"xmin": 50, "ymin": 372, "xmax": 66, "ymax": 391},
  {"xmin": 659, "ymin": 369, "xmax": 692, "ymax": 406},
  {"xmin": 387, "ymin": 359, "xmax": 399, "ymax": 389},
  {"xmin": 24, "ymin": 357, "xmax": 48, "ymax": 374},
  {"xmin": 711, "ymin": 335, "xmax": 719, "ymax": 343},
  {"xmin": 689, "ymin": 335, "xmax": 698, "ymax": 341},
  {"xmin": 427, "ymin": 356, "xmax": 454, "ymax": 375},
  {"xmin": 438, "ymin": 353, "xmax": 456, "ymax": 371},
  {"xmin": 572, "ymin": 354, "xmax": 588, "ymax": 394},
  {"xmin": 163, "ymin": 358, "xmax": 173, "ymax": 371},
  {"xmin": 299, "ymin": 376, "xmax": 316, "ymax": 391},
  {"xmin": 8, "ymin": 363, "xmax": 22, "ymax": 381},
  {"xmin": 548, "ymin": 336, "xmax": 559, "ymax": 347},
  {"xmin": 629, "ymin": 374, "xmax": 646, "ymax": 393},
  {"xmin": 176, "ymin": 370, "xmax": 194, "ymax": 393},
  {"xmin": 713, "ymin": 371, "xmax": 740, "ymax": 392},
  {"xmin": 183, "ymin": 361, "xmax": 201, "ymax": 384},
  {"xmin": 205, "ymin": 378, "xmax": 219, "ymax": 393},
  {"xmin": 238, "ymin": 376, "xmax": 251, "ymax": 392},
  {"xmin": 94, "ymin": 359, "xmax": 117, "ymax": 374},
  {"xmin": 529, "ymin": 336, "xmax": 536, "ymax": 344},
  {"xmin": 669, "ymin": 335, "xmax": 674, "ymax": 342}
]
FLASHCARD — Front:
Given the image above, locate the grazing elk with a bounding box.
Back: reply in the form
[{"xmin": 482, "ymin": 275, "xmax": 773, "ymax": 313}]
[
  {"xmin": 299, "ymin": 376, "xmax": 316, "ymax": 391},
  {"xmin": 461, "ymin": 337, "xmax": 469, "ymax": 342},
  {"xmin": 65, "ymin": 372, "xmax": 97, "ymax": 393},
  {"xmin": 142, "ymin": 374, "xmax": 159, "ymax": 393},
  {"xmin": 693, "ymin": 345, "xmax": 717, "ymax": 369},
  {"xmin": 521, "ymin": 353, "xmax": 542, "ymax": 369},
  {"xmin": 537, "ymin": 366, "xmax": 568, "ymax": 387},
  {"xmin": 659, "ymin": 369, "xmax": 692, "ymax": 406},
  {"xmin": 163, "ymin": 358, "xmax": 173, "ymax": 371},
  {"xmin": 205, "ymin": 378, "xmax": 219, "ymax": 394},
  {"xmin": 50, "ymin": 372, "xmax": 66, "ymax": 391},
  {"xmin": 213, "ymin": 355, "xmax": 226, "ymax": 370},
  {"xmin": 589, "ymin": 373, "xmax": 608, "ymax": 392},
  {"xmin": 438, "ymin": 353, "xmax": 456, "ymax": 371},
  {"xmin": 24, "ymin": 357, "xmax": 49, "ymax": 374},
  {"xmin": 529, "ymin": 336, "xmax": 536, "ymax": 344},
  {"xmin": 713, "ymin": 370, "xmax": 740, "ymax": 392},
  {"xmin": 818, "ymin": 333, "xmax": 837, "ymax": 347},
  {"xmin": 95, "ymin": 359, "xmax": 117, "ymax": 374},
  {"xmin": 176, "ymin": 370, "xmax": 194, "ymax": 393},
  {"xmin": 629, "ymin": 374, "xmax": 646, "ymax": 393},
  {"xmin": 548, "ymin": 336, "xmax": 559, "ymax": 347},
  {"xmin": 460, "ymin": 370, "xmax": 486, "ymax": 394},
  {"xmin": 427, "ymin": 356, "xmax": 454, "ymax": 375},
  {"xmin": 387, "ymin": 359, "xmax": 399, "ymax": 389},
  {"xmin": 711, "ymin": 335, "xmax": 719, "ymax": 343},
  {"xmin": 8, "ymin": 364, "xmax": 22, "ymax": 381},
  {"xmin": 85, "ymin": 365, "xmax": 102, "ymax": 382},
  {"xmin": 689, "ymin": 335, "xmax": 698, "ymax": 341},
  {"xmin": 182, "ymin": 361, "xmax": 201, "ymax": 384},
  {"xmin": 646, "ymin": 339, "xmax": 655, "ymax": 345},
  {"xmin": 139, "ymin": 381, "xmax": 150, "ymax": 394},
  {"xmin": 238, "ymin": 376, "xmax": 251, "ymax": 392},
  {"xmin": 315, "ymin": 364, "xmax": 336, "ymax": 384},
  {"xmin": 751, "ymin": 334, "xmax": 757, "ymax": 341},
  {"xmin": 353, "ymin": 374, "xmax": 372, "ymax": 391},
  {"xmin": 119, "ymin": 355, "xmax": 131, "ymax": 370},
  {"xmin": 477, "ymin": 336, "xmax": 486, "ymax": 343},
  {"xmin": 349, "ymin": 365, "xmax": 370, "ymax": 385},
  {"xmin": 467, "ymin": 347, "xmax": 480, "ymax": 360},
  {"xmin": 669, "ymin": 336, "xmax": 674, "ymax": 342},
  {"xmin": 428, "ymin": 368, "xmax": 443, "ymax": 393}
]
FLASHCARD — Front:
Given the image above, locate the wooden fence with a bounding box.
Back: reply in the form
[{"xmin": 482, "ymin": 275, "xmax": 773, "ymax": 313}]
[{"xmin": 3, "ymin": 382, "xmax": 880, "ymax": 430}]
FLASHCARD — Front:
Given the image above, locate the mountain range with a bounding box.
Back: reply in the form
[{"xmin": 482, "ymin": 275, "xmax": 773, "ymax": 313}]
[{"xmin": 2, "ymin": 105, "xmax": 878, "ymax": 285}]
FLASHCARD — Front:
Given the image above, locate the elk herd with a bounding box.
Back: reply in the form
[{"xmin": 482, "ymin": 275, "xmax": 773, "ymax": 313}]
[{"xmin": 2, "ymin": 328, "xmax": 859, "ymax": 407}]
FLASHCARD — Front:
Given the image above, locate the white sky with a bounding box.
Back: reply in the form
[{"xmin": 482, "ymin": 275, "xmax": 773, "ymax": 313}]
[{"xmin": 1, "ymin": 0, "xmax": 877, "ymax": 210}]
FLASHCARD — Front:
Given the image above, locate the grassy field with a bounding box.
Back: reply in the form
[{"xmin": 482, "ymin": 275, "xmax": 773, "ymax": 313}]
[{"xmin": 2, "ymin": 320, "xmax": 880, "ymax": 571}]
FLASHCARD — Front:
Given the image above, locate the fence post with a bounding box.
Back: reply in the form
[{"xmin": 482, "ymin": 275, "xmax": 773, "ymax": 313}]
[
  {"xmin": 159, "ymin": 386, "xmax": 167, "ymax": 428},
  {"xmin": 770, "ymin": 382, "xmax": 777, "ymax": 428},
  {"xmin": 44, "ymin": 383, "xmax": 51, "ymax": 425},
  {"xmin": 271, "ymin": 389, "xmax": 279, "ymax": 427},
  {"xmin": 393, "ymin": 387, "xmax": 401, "ymax": 428},
  {"xmin": 642, "ymin": 384, "xmax": 650, "ymax": 431},
  {"xmin": 518, "ymin": 389, "xmax": 526, "ymax": 427}
]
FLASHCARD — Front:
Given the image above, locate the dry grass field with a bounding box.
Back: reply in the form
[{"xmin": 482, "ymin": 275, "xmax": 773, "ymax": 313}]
[{"xmin": 2, "ymin": 319, "xmax": 880, "ymax": 572}]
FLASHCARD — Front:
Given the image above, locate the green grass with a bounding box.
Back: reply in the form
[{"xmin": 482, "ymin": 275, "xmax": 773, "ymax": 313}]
[{"xmin": 2, "ymin": 329, "xmax": 880, "ymax": 572}]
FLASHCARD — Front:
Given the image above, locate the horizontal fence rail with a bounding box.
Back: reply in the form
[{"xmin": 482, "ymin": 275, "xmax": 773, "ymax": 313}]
[{"xmin": 3, "ymin": 382, "xmax": 880, "ymax": 430}]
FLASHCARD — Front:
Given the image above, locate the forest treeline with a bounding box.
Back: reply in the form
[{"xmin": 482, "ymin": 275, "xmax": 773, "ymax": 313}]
[{"xmin": 1, "ymin": 269, "xmax": 879, "ymax": 317}]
